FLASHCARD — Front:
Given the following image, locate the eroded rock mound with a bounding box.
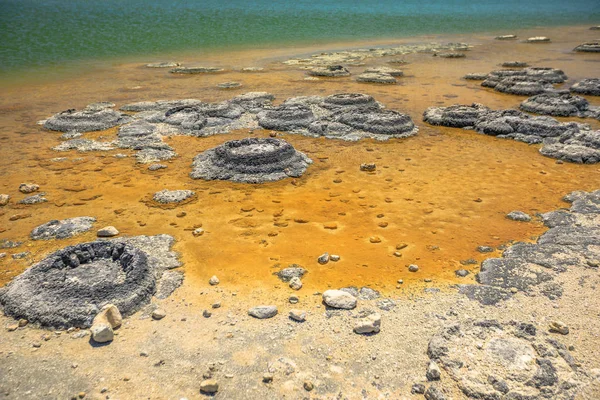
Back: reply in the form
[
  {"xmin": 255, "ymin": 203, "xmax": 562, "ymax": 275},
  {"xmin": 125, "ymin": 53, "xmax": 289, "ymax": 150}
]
[
  {"xmin": 423, "ymin": 104, "xmax": 490, "ymax": 128},
  {"xmin": 0, "ymin": 235, "xmax": 181, "ymax": 328},
  {"xmin": 427, "ymin": 320, "xmax": 585, "ymax": 399},
  {"xmin": 355, "ymin": 72, "xmax": 396, "ymax": 84},
  {"xmin": 170, "ymin": 66, "xmax": 224, "ymax": 74},
  {"xmin": 570, "ymin": 79, "xmax": 600, "ymax": 96},
  {"xmin": 307, "ymin": 65, "xmax": 350, "ymax": 77},
  {"xmin": 257, "ymin": 104, "xmax": 315, "ymax": 131},
  {"xmin": 541, "ymin": 130, "xmax": 600, "ymax": 164},
  {"xmin": 152, "ymin": 189, "xmax": 196, "ymax": 204},
  {"xmin": 30, "ymin": 217, "xmax": 96, "ymax": 240},
  {"xmin": 459, "ymin": 190, "xmax": 600, "ymax": 304},
  {"xmin": 44, "ymin": 104, "xmax": 132, "ymax": 133},
  {"xmin": 480, "ymin": 67, "xmax": 567, "ymax": 95},
  {"xmin": 190, "ymin": 138, "xmax": 312, "ymax": 183},
  {"xmin": 574, "ymin": 42, "xmax": 600, "ymax": 53},
  {"xmin": 520, "ymin": 92, "xmax": 600, "ymax": 118}
]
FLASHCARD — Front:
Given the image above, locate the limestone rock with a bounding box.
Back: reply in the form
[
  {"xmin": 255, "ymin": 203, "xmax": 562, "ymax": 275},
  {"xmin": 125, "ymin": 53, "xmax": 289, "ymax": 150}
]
[
  {"xmin": 31, "ymin": 217, "xmax": 96, "ymax": 240},
  {"xmin": 200, "ymin": 379, "xmax": 219, "ymax": 393},
  {"xmin": 19, "ymin": 183, "xmax": 39, "ymax": 194},
  {"xmin": 353, "ymin": 313, "xmax": 381, "ymax": 334},
  {"xmin": 289, "ymin": 309, "xmax": 306, "ymax": 322},
  {"xmin": 209, "ymin": 275, "xmax": 220, "ymax": 286},
  {"xmin": 0, "ymin": 194, "xmax": 10, "ymax": 206},
  {"xmin": 97, "ymin": 226, "xmax": 119, "ymax": 237},
  {"xmin": 322, "ymin": 290, "xmax": 357, "ymax": 309},
  {"xmin": 248, "ymin": 306, "xmax": 278, "ymax": 319},
  {"xmin": 289, "ymin": 277, "xmax": 302, "ymax": 290},
  {"xmin": 507, "ymin": 211, "xmax": 531, "ymax": 222},
  {"xmin": 152, "ymin": 189, "xmax": 195, "ymax": 204}
]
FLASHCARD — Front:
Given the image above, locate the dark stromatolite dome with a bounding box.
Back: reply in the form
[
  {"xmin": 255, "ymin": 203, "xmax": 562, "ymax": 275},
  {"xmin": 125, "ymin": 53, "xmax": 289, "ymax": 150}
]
[
  {"xmin": 44, "ymin": 104, "xmax": 132, "ymax": 133},
  {"xmin": 257, "ymin": 104, "xmax": 315, "ymax": 131},
  {"xmin": 0, "ymin": 241, "xmax": 155, "ymax": 328},
  {"xmin": 520, "ymin": 93, "xmax": 597, "ymax": 118},
  {"xmin": 190, "ymin": 138, "xmax": 312, "ymax": 183},
  {"xmin": 541, "ymin": 130, "xmax": 600, "ymax": 164},
  {"xmin": 321, "ymin": 93, "xmax": 380, "ymax": 110},
  {"xmin": 493, "ymin": 76, "xmax": 554, "ymax": 96},
  {"xmin": 334, "ymin": 108, "xmax": 415, "ymax": 135},
  {"xmin": 423, "ymin": 103, "xmax": 490, "ymax": 128},
  {"xmin": 570, "ymin": 79, "xmax": 600, "ymax": 96},
  {"xmin": 307, "ymin": 65, "xmax": 350, "ymax": 77}
]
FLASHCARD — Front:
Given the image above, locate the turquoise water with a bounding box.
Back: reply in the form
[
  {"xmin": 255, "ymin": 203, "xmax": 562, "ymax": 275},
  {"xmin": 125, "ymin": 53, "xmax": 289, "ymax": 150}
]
[{"xmin": 1, "ymin": 0, "xmax": 599, "ymax": 75}]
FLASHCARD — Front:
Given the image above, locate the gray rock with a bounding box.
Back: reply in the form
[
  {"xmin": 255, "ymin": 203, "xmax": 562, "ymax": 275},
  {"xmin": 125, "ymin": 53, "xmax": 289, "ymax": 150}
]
[
  {"xmin": 217, "ymin": 81, "xmax": 242, "ymax": 89},
  {"xmin": 199, "ymin": 379, "xmax": 219, "ymax": 393},
  {"xmin": 155, "ymin": 270, "xmax": 184, "ymax": 299},
  {"xmin": 355, "ymin": 72, "xmax": 396, "ymax": 84},
  {"xmin": 423, "ymin": 103, "xmax": 489, "ymax": 128},
  {"xmin": 436, "ymin": 52, "xmax": 465, "ymax": 58},
  {"xmin": 151, "ymin": 308, "xmax": 166, "ymax": 320},
  {"xmin": 495, "ymin": 34, "xmax": 517, "ymax": 40},
  {"xmin": 148, "ymin": 164, "xmax": 167, "ymax": 171},
  {"xmin": 31, "ymin": 217, "xmax": 96, "ymax": 240},
  {"xmin": 307, "ymin": 65, "xmax": 350, "ymax": 77},
  {"xmin": 209, "ymin": 275, "xmax": 220, "ymax": 286},
  {"xmin": 11, "ymin": 252, "xmax": 29, "ymax": 259},
  {"xmin": 190, "ymin": 138, "xmax": 312, "ymax": 183},
  {"xmin": 426, "ymin": 361, "xmax": 441, "ymax": 381},
  {"xmin": 248, "ymin": 306, "xmax": 278, "ymax": 319},
  {"xmin": 0, "ymin": 235, "xmax": 181, "ymax": 328},
  {"xmin": 289, "ymin": 309, "xmax": 306, "ymax": 322},
  {"xmin": 574, "ymin": 41, "xmax": 600, "ymax": 53},
  {"xmin": 289, "ymin": 277, "xmax": 302, "ymax": 290},
  {"xmin": 408, "ymin": 264, "xmax": 419, "ymax": 272},
  {"xmin": 363, "ymin": 67, "xmax": 404, "ymax": 77},
  {"xmin": 507, "ymin": 211, "xmax": 531, "ymax": 222},
  {"xmin": 275, "ymin": 266, "xmax": 306, "ymax": 282},
  {"xmin": 44, "ymin": 104, "xmax": 131, "ymax": 133},
  {"xmin": 424, "ymin": 385, "xmax": 446, "ymax": 400},
  {"xmin": 322, "ymin": 290, "xmax": 357, "ymax": 309},
  {"xmin": 520, "ymin": 92, "xmax": 599, "ymax": 118},
  {"xmin": 19, "ymin": 183, "xmax": 39, "ymax": 194},
  {"xmin": 455, "ymin": 269, "xmax": 469, "ymax": 277},
  {"xmin": 463, "ymin": 72, "xmax": 489, "ymax": 80},
  {"xmin": 501, "ymin": 61, "xmax": 529, "ymax": 67},
  {"xmin": 258, "ymin": 104, "xmax": 315, "ymax": 131},
  {"xmin": 146, "ymin": 61, "xmax": 180, "ymax": 68},
  {"xmin": 170, "ymin": 66, "xmax": 223, "ymax": 74},
  {"xmin": 525, "ymin": 36, "xmax": 551, "ymax": 43},
  {"xmin": 353, "ymin": 313, "xmax": 381, "ymax": 334},
  {"xmin": 318, "ymin": 252, "xmax": 330, "ymax": 264},
  {"xmin": 0, "ymin": 240, "xmax": 22, "ymax": 249},
  {"xmin": 19, "ymin": 193, "xmax": 47, "ymax": 205},
  {"xmin": 97, "ymin": 226, "xmax": 119, "ymax": 237},
  {"xmin": 570, "ymin": 78, "xmax": 600, "ymax": 96},
  {"xmin": 477, "ymin": 246, "xmax": 494, "ymax": 253},
  {"xmin": 53, "ymin": 139, "xmax": 115, "ymax": 152},
  {"xmin": 152, "ymin": 189, "xmax": 196, "ymax": 204}
]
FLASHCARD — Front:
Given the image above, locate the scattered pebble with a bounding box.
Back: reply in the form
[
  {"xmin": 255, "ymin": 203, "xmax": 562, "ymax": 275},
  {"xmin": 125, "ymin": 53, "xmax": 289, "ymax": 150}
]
[
  {"xmin": 408, "ymin": 264, "xmax": 419, "ymax": 272},
  {"xmin": 209, "ymin": 275, "xmax": 220, "ymax": 286},
  {"xmin": 318, "ymin": 253, "xmax": 330, "ymax": 264},
  {"xmin": 151, "ymin": 309, "xmax": 167, "ymax": 320},
  {"xmin": 200, "ymin": 379, "xmax": 219, "ymax": 394},
  {"xmin": 549, "ymin": 321, "xmax": 569, "ymax": 335},
  {"xmin": 289, "ymin": 309, "xmax": 307, "ymax": 322},
  {"xmin": 97, "ymin": 226, "xmax": 119, "ymax": 237},
  {"xmin": 289, "ymin": 277, "xmax": 303, "ymax": 290}
]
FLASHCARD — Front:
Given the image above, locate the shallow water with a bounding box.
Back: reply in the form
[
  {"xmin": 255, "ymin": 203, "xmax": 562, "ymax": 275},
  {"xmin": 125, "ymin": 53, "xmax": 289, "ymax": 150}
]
[
  {"xmin": 0, "ymin": 25, "xmax": 599, "ymax": 297},
  {"xmin": 1, "ymin": 0, "xmax": 599, "ymax": 79}
]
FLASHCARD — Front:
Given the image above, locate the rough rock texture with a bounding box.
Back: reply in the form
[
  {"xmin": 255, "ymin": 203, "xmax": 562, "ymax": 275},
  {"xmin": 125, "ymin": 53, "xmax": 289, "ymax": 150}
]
[
  {"xmin": 190, "ymin": 138, "xmax": 312, "ymax": 183},
  {"xmin": 570, "ymin": 78, "xmax": 600, "ymax": 96},
  {"xmin": 169, "ymin": 66, "xmax": 223, "ymax": 74},
  {"xmin": 463, "ymin": 72, "xmax": 489, "ymax": 80},
  {"xmin": 435, "ymin": 52, "xmax": 465, "ymax": 58},
  {"xmin": 248, "ymin": 306, "xmax": 278, "ymax": 319},
  {"xmin": 574, "ymin": 42, "xmax": 600, "ymax": 52},
  {"xmin": 495, "ymin": 35, "xmax": 517, "ymax": 40},
  {"xmin": 525, "ymin": 36, "xmax": 551, "ymax": 43},
  {"xmin": 44, "ymin": 103, "xmax": 131, "ymax": 133},
  {"xmin": 501, "ymin": 61, "xmax": 528, "ymax": 68},
  {"xmin": 307, "ymin": 65, "xmax": 350, "ymax": 77},
  {"xmin": 480, "ymin": 67, "xmax": 567, "ymax": 95},
  {"xmin": 30, "ymin": 217, "xmax": 96, "ymax": 240},
  {"xmin": 520, "ymin": 92, "xmax": 600, "ymax": 118},
  {"xmin": 257, "ymin": 104, "xmax": 315, "ymax": 131},
  {"xmin": 423, "ymin": 103, "xmax": 597, "ymax": 163},
  {"xmin": 458, "ymin": 190, "xmax": 600, "ymax": 305},
  {"xmin": 0, "ymin": 235, "xmax": 181, "ymax": 328},
  {"xmin": 275, "ymin": 266, "xmax": 306, "ymax": 282},
  {"xmin": 322, "ymin": 290, "xmax": 357, "ymax": 309},
  {"xmin": 146, "ymin": 62, "xmax": 180, "ymax": 68},
  {"xmin": 363, "ymin": 67, "xmax": 404, "ymax": 77},
  {"xmin": 506, "ymin": 211, "xmax": 532, "ymax": 222},
  {"xmin": 355, "ymin": 72, "xmax": 396, "ymax": 84},
  {"xmin": 152, "ymin": 189, "xmax": 196, "ymax": 204},
  {"xmin": 428, "ymin": 319, "xmax": 584, "ymax": 399},
  {"xmin": 19, "ymin": 193, "xmax": 47, "ymax": 204}
]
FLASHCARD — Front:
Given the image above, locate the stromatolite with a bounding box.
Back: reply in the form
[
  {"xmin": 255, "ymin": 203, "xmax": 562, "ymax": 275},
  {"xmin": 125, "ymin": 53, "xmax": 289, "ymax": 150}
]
[
  {"xmin": 44, "ymin": 103, "xmax": 132, "ymax": 133},
  {"xmin": 307, "ymin": 65, "xmax": 350, "ymax": 77},
  {"xmin": 520, "ymin": 92, "xmax": 600, "ymax": 118},
  {"xmin": 0, "ymin": 235, "xmax": 181, "ymax": 328},
  {"xmin": 574, "ymin": 42, "xmax": 600, "ymax": 53},
  {"xmin": 570, "ymin": 79, "xmax": 600, "ymax": 96},
  {"xmin": 190, "ymin": 137, "xmax": 312, "ymax": 183}
]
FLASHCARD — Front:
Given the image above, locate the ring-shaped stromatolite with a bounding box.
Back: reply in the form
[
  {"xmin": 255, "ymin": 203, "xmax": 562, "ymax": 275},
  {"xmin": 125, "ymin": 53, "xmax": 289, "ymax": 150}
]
[
  {"xmin": 0, "ymin": 241, "xmax": 155, "ymax": 328},
  {"xmin": 321, "ymin": 93, "xmax": 380, "ymax": 110},
  {"xmin": 190, "ymin": 138, "xmax": 312, "ymax": 183},
  {"xmin": 423, "ymin": 103, "xmax": 490, "ymax": 128},
  {"xmin": 520, "ymin": 93, "xmax": 596, "ymax": 118},
  {"xmin": 334, "ymin": 108, "xmax": 416, "ymax": 136},
  {"xmin": 257, "ymin": 104, "xmax": 315, "ymax": 131}
]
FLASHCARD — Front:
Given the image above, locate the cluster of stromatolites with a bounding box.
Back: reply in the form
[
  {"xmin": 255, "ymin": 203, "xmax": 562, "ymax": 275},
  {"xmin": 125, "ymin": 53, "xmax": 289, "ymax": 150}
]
[
  {"xmin": 190, "ymin": 137, "xmax": 312, "ymax": 183},
  {"xmin": 0, "ymin": 235, "xmax": 181, "ymax": 328}
]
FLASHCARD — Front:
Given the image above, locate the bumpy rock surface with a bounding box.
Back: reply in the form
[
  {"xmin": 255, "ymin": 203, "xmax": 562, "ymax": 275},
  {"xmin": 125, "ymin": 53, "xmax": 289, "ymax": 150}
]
[
  {"xmin": 44, "ymin": 103, "xmax": 131, "ymax": 133},
  {"xmin": 152, "ymin": 189, "xmax": 196, "ymax": 204},
  {"xmin": 427, "ymin": 319, "xmax": 585, "ymax": 399},
  {"xmin": 0, "ymin": 235, "xmax": 181, "ymax": 328},
  {"xmin": 190, "ymin": 138, "xmax": 312, "ymax": 183},
  {"xmin": 363, "ymin": 67, "xmax": 404, "ymax": 77},
  {"xmin": 525, "ymin": 36, "xmax": 551, "ymax": 43},
  {"xmin": 355, "ymin": 72, "xmax": 396, "ymax": 84},
  {"xmin": 30, "ymin": 217, "xmax": 96, "ymax": 240},
  {"xmin": 146, "ymin": 62, "xmax": 180, "ymax": 68},
  {"xmin": 570, "ymin": 79, "xmax": 600, "ymax": 96},
  {"xmin": 307, "ymin": 65, "xmax": 350, "ymax": 77},
  {"xmin": 459, "ymin": 190, "xmax": 600, "ymax": 305},
  {"xmin": 480, "ymin": 67, "xmax": 567, "ymax": 95},
  {"xmin": 495, "ymin": 35, "xmax": 517, "ymax": 40},
  {"xmin": 520, "ymin": 92, "xmax": 600, "ymax": 118},
  {"xmin": 169, "ymin": 66, "xmax": 223, "ymax": 74},
  {"xmin": 423, "ymin": 103, "xmax": 597, "ymax": 162},
  {"xmin": 574, "ymin": 42, "xmax": 600, "ymax": 52}
]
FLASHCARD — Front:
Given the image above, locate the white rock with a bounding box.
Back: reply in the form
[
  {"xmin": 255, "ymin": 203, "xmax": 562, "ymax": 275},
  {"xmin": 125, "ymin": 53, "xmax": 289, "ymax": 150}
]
[
  {"xmin": 90, "ymin": 322, "xmax": 113, "ymax": 343},
  {"xmin": 289, "ymin": 277, "xmax": 302, "ymax": 290},
  {"xmin": 97, "ymin": 226, "xmax": 119, "ymax": 237},
  {"xmin": 322, "ymin": 290, "xmax": 357, "ymax": 309},
  {"xmin": 209, "ymin": 275, "xmax": 220, "ymax": 286},
  {"xmin": 353, "ymin": 313, "xmax": 381, "ymax": 334},
  {"xmin": 0, "ymin": 194, "xmax": 9, "ymax": 206},
  {"xmin": 289, "ymin": 309, "xmax": 307, "ymax": 322},
  {"xmin": 426, "ymin": 361, "xmax": 441, "ymax": 381}
]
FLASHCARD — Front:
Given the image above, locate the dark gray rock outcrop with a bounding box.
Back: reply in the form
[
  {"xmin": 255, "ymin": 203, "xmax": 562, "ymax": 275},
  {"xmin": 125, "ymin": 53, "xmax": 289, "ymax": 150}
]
[
  {"xmin": 520, "ymin": 92, "xmax": 600, "ymax": 118},
  {"xmin": 0, "ymin": 235, "xmax": 181, "ymax": 328},
  {"xmin": 480, "ymin": 67, "xmax": 567, "ymax": 96},
  {"xmin": 190, "ymin": 138, "xmax": 312, "ymax": 183},
  {"xmin": 152, "ymin": 189, "xmax": 196, "ymax": 204},
  {"xmin": 307, "ymin": 65, "xmax": 350, "ymax": 77},
  {"xmin": 257, "ymin": 104, "xmax": 316, "ymax": 131},
  {"xmin": 574, "ymin": 42, "xmax": 600, "ymax": 53},
  {"xmin": 570, "ymin": 79, "xmax": 600, "ymax": 96}
]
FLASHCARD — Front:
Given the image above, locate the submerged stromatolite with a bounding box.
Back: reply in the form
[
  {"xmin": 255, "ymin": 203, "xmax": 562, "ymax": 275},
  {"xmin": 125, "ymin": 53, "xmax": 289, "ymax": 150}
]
[
  {"xmin": 0, "ymin": 235, "xmax": 181, "ymax": 328},
  {"xmin": 520, "ymin": 92, "xmax": 600, "ymax": 118},
  {"xmin": 570, "ymin": 78, "xmax": 600, "ymax": 96},
  {"xmin": 190, "ymin": 138, "xmax": 312, "ymax": 183},
  {"xmin": 43, "ymin": 103, "xmax": 132, "ymax": 133}
]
